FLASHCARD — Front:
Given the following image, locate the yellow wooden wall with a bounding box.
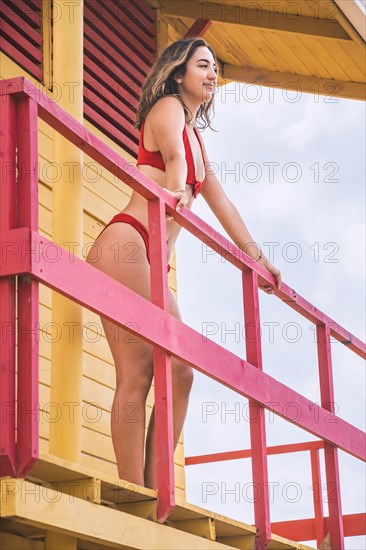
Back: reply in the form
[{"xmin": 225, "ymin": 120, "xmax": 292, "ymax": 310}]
[{"xmin": 0, "ymin": 52, "xmax": 187, "ymax": 503}]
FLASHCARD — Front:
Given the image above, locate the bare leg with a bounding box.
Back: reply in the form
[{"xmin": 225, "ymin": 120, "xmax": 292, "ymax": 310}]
[
  {"xmin": 144, "ymin": 289, "xmax": 193, "ymax": 489},
  {"xmin": 86, "ymin": 223, "xmax": 153, "ymax": 485},
  {"xmin": 111, "ymin": 382, "xmax": 150, "ymax": 485},
  {"xmin": 144, "ymin": 360, "xmax": 193, "ymax": 489}
]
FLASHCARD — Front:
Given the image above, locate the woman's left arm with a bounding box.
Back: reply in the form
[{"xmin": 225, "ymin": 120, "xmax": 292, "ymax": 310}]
[{"xmin": 199, "ymin": 138, "xmax": 281, "ymax": 294}]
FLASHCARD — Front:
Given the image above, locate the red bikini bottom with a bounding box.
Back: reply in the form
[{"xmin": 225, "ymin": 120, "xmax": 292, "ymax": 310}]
[{"xmin": 98, "ymin": 213, "xmax": 171, "ymax": 273}]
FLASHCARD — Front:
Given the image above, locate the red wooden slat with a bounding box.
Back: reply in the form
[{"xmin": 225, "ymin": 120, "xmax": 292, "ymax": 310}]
[
  {"xmin": 105, "ymin": 0, "xmax": 156, "ymax": 36},
  {"xmin": 15, "ymin": 94, "xmax": 39, "ymax": 477},
  {"xmin": 0, "ymin": 94, "xmax": 17, "ymax": 477},
  {"xmin": 317, "ymin": 323, "xmax": 344, "ymax": 548},
  {"xmin": 1, "ymin": 7, "xmax": 43, "ymax": 45},
  {"xmin": 84, "ymin": 38, "xmax": 141, "ymax": 99},
  {"xmin": 84, "ymin": 25, "xmax": 146, "ymax": 87},
  {"xmin": 84, "ymin": 96, "xmax": 137, "ymax": 146},
  {"xmin": 83, "ymin": 66, "xmax": 138, "ymax": 118},
  {"xmin": 83, "ymin": 3, "xmax": 152, "ymax": 73},
  {"xmin": 2, "ymin": 0, "xmax": 42, "ymax": 28},
  {"xmin": 310, "ymin": 449, "xmax": 325, "ymax": 546},
  {"xmin": 243, "ymin": 268, "xmax": 271, "ymax": 547},
  {"xmin": 102, "ymin": 0, "xmax": 156, "ymax": 52},
  {"xmin": 24, "ymin": 0, "xmax": 42, "ymax": 10},
  {"xmin": 83, "ymin": 103, "xmax": 138, "ymax": 157},
  {"xmin": 83, "ymin": 72, "xmax": 136, "ymax": 127},
  {"xmin": 126, "ymin": 0, "xmax": 156, "ymax": 25},
  {"xmin": 83, "ymin": 94, "xmax": 136, "ymax": 146},
  {"xmin": 0, "ymin": 37, "xmax": 43, "ymax": 83},
  {"xmin": 0, "ymin": 18, "xmax": 42, "ymax": 63}
]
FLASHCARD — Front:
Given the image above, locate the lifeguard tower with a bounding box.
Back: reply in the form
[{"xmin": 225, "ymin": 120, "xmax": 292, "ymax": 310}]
[{"xmin": 0, "ymin": 1, "xmax": 365, "ymax": 549}]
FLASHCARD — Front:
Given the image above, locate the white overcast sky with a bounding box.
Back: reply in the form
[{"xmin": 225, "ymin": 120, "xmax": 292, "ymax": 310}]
[{"xmin": 175, "ymin": 83, "xmax": 365, "ymax": 549}]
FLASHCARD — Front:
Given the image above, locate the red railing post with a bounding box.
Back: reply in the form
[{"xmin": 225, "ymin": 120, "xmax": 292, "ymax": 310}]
[
  {"xmin": 310, "ymin": 448, "xmax": 326, "ymax": 546},
  {"xmin": 148, "ymin": 198, "xmax": 175, "ymax": 522},
  {"xmin": 243, "ymin": 268, "xmax": 271, "ymax": 549},
  {"xmin": 0, "ymin": 93, "xmax": 17, "ymax": 476},
  {"xmin": 317, "ymin": 323, "xmax": 344, "ymax": 548},
  {"xmin": 15, "ymin": 94, "xmax": 39, "ymax": 477}
]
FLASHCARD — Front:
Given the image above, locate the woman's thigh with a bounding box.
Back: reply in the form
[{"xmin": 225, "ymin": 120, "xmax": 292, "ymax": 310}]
[{"xmin": 86, "ymin": 223, "xmax": 187, "ymax": 388}]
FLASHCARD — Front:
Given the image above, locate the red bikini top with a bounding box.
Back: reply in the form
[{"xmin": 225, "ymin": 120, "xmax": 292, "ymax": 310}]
[{"xmin": 137, "ymin": 119, "xmax": 206, "ymax": 198}]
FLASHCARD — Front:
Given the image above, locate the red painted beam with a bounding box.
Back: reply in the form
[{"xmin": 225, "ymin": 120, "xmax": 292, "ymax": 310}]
[
  {"xmin": 317, "ymin": 324, "xmax": 344, "ymax": 548},
  {"xmin": 185, "ymin": 441, "xmax": 325, "ymax": 465},
  {"xmin": 1, "ymin": 78, "xmax": 363, "ymax": 360},
  {"xmin": 148, "ymin": 199, "xmax": 175, "ymax": 523},
  {"xmin": 271, "ymin": 512, "xmax": 366, "ymax": 540},
  {"xmin": 0, "ymin": 94, "xmax": 17, "ymax": 477},
  {"xmin": 243, "ymin": 269, "xmax": 271, "ymax": 547},
  {"xmin": 310, "ymin": 448, "xmax": 325, "ymax": 545},
  {"xmin": 5, "ymin": 229, "xmax": 362, "ymax": 463},
  {"xmin": 184, "ymin": 19, "xmax": 212, "ymax": 38},
  {"xmin": 15, "ymin": 95, "xmax": 39, "ymax": 477}
]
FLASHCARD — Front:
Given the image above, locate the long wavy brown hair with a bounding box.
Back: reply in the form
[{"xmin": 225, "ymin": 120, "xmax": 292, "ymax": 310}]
[{"xmin": 135, "ymin": 37, "xmax": 217, "ymax": 131}]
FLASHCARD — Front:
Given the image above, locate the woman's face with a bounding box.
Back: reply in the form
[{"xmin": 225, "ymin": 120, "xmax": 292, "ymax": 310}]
[{"xmin": 176, "ymin": 46, "xmax": 218, "ymax": 104}]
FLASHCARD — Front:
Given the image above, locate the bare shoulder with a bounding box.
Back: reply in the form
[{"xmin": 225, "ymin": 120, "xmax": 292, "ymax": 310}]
[{"xmin": 148, "ymin": 96, "xmax": 186, "ymax": 131}]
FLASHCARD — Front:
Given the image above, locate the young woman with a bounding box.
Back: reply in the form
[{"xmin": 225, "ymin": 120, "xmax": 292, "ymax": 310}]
[{"xmin": 86, "ymin": 37, "xmax": 281, "ymax": 489}]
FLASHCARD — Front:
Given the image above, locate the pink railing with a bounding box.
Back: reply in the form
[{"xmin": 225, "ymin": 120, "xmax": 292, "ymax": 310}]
[{"xmin": 0, "ymin": 77, "xmax": 365, "ymax": 549}]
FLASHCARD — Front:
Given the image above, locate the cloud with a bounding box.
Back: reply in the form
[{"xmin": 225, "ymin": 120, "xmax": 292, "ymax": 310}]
[{"xmin": 176, "ymin": 84, "xmax": 365, "ymax": 548}]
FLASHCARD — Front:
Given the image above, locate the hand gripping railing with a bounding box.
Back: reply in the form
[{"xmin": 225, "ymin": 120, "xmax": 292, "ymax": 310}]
[{"xmin": 0, "ymin": 77, "xmax": 365, "ymax": 550}]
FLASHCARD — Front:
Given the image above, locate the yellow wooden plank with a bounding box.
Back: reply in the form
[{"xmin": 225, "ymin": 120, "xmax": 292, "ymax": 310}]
[
  {"xmin": 39, "ymin": 181, "xmax": 52, "ymax": 210},
  {"xmin": 39, "ymin": 128, "xmax": 53, "ymax": 160},
  {"xmin": 327, "ymin": 41, "xmax": 366, "ymax": 81},
  {"xmin": 40, "ymin": 283, "xmax": 52, "ymax": 308},
  {"xmin": 82, "ymin": 166, "xmax": 129, "ymax": 215},
  {"xmin": 80, "ymin": 452, "xmax": 118, "ymax": 478},
  {"xmin": 157, "ymin": 12, "xmax": 170, "ymax": 56},
  {"xmin": 303, "ymin": 37, "xmax": 350, "ymax": 81},
  {"xmin": 0, "ymin": 478, "xmax": 17, "ymax": 517},
  {"xmin": 223, "ymin": 64, "xmax": 366, "ymax": 101},
  {"xmin": 172, "ymin": 517, "xmax": 216, "ymax": 540},
  {"xmin": 115, "ymin": 499, "xmax": 157, "ymax": 521},
  {"xmin": 39, "ymin": 356, "xmax": 51, "ymax": 386},
  {"xmin": 48, "ymin": 478, "xmax": 101, "ymax": 505},
  {"xmin": 0, "ymin": 531, "xmax": 44, "ymax": 550},
  {"xmin": 40, "ymin": 204, "xmax": 52, "ymax": 236},
  {"xmin": 1, "ymin": 479, "xmax": 234, "ymax": 549},
  {"xmin": 82, "ymin": 351, "xmax": 116, "ymax": 387},
  {"xmin": 45, "ymin": 531, "xmax": 77, "ymax": 550},
  {"xmin": 82, "ymin": 331, "xmax": 113, "ymax": 365},
  {"xmin": 168, "ymin": 502, "xmax": 257, "ymax": 537},
  {"xmin": 264, "ymin": 32, "xmax": 313, "ymax": 77},
  {"xmin": 216, "ymin": 535, "xmax": 256, "ymax": 550},
  {"xmin": 266, "ymin": 533, "xmax": 315, "ymax": 550},
  {"xmin": 26, "ymin": 453, "xmax": 156, "ymax": 503},
  {"xmin": 153, "ymin": 0, "xmax": 350, "ymax": 41},
  {"xmin": 83, "ymin": 213, "xmax": 105, "ymax": 240},
  {"xmin": 83, "ymin": 187, "xmax": 119, "ymax": 226}
]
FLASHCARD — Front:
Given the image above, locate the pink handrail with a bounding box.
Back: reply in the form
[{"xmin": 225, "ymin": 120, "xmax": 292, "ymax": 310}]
[{"xmin": 0, "ymin": 77, "xmax": 365, "ymax": 549}]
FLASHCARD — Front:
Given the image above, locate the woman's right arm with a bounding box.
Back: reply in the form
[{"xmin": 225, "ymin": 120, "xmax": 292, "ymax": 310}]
[{"xmin": 148, "ymin": 97, "xmax": 190, "ymax": 210}]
